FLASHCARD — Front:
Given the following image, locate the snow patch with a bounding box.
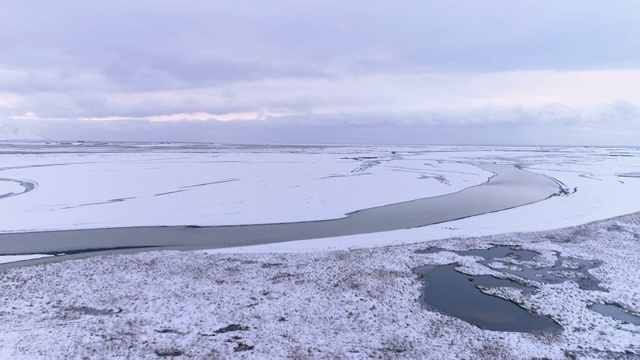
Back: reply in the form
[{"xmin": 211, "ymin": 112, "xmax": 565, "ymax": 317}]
[{"xmin": 0, "ymin": 254, "xmax": 52, "ymax": 264}]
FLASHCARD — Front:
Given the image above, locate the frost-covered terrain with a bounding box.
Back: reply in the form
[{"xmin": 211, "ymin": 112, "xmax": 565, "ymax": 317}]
[
  {"xmin": 216, "ymin": 146, "xmax": 640, "ymax": 253},
  {"xmin": 1, "ymin": 212, "xmax": 639, "ymax": 359},
  {"xmin": 2, "ymin": 142, "xmax": 640, "ymax": 237},
  {"xmin": 1, "ymin": 142, "xmax": 640, "ymax": 358},
  {"xmin": 0, "ymin": 254, "xmax": 52, "ymax": 265},
  {"xmin": 1, "ymin": 142, "xmax": 491, "ymax": 232}
]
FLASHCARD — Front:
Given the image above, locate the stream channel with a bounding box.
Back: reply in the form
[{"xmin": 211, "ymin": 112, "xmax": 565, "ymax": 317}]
[{"xmin": 0, "ymin": 164, "xmax": 561, "ymax": 268}]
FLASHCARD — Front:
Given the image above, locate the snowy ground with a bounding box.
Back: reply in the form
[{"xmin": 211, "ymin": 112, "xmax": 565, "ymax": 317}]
[
  {"xmin": 210, "ymin": 146, "xmax": 640, "ymax": 254},
  {"xmin": 0, "ymin": 254, "xmax": 53, "ymax": 265},
  {"xmin": 0, "ymin": 180, "xmax": 24, "ymax": 198},
  {"xmin": 2, "ymin": 143, "xmax": 640, "ymax": 237},
  {"xmin": 1, "ymin": 143, "xmax": 640, "ymax": 358},
  {"xmin": 1, "ymin": 142, "xmax": 490, "ymax": 232},
  {"xmin": 1, "ymin": 212, "xmax": 639, "ymax": 359}
]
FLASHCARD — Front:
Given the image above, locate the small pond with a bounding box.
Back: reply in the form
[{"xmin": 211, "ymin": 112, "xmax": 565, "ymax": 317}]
[
  {"xmin": 589, "ymin": 303, "xmax": 640, "ymax": 326},
  {"xmin": 414, "ymin": 264, "xmax": 562, "ymax": 332},
  {"xmin": 415, "ymin": 246, "xmax": 609, "ymax": 333}
]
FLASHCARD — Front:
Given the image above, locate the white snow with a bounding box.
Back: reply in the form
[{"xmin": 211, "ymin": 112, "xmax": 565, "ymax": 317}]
[
  {"xmin": 0, "ymin": 254, "xmax": 52, "ymax": 265},
  {"xmin": 0, "ymin": 181, "xmax": 23, "ymax": 197},
  {"xmin": 0, "ymin": 145, "xmax": 491, "ymax": 232},
  {"xmin": 0, "ymin": 213, "xmax": 639, "ymax": 358},
  {"xmin": 1, "ymin": 142, "xmax": 640, "ymax": 358},
  {"xmin": 2, "ymin": 144, "xmax": 640, "ymax": 238},
  {"xmin": 208, "ymin": 146, "xmax": 640, "ymax": 253}
]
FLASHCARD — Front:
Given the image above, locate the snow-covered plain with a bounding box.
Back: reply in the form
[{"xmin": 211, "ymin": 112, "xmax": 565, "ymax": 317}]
[
  {"xmin": 1, "ymin": 212, "xmax": 639, "ymax": 359},
  {"xmin": 0, "ymin": 254, "xmax": 52, "ymax": 265},
  {"xmin": 2, "ymin": 143, "xmax": 640, "ymax": 238},
  {"xmin": 1, "ymin": 142, "xmax": 491, "ymax": 232},
  {"xmin": 1, "ymin": 142, "xmax": 640, "ymax": 358},
  {"xmin": 213, "ymin": 146, "xmax": 640, "ymax": 253},
  {"xmin": 0, "ymin": 180, "xmax": 24, "ymax": 198}
]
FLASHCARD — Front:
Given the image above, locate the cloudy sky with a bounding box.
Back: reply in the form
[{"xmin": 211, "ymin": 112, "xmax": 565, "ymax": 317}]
[{"xmin": 1, "ymin": 0, "xmax": 639, "ymax": 145}]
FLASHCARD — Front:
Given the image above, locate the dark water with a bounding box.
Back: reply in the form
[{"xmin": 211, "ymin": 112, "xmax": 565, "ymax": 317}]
[
  {"xmin": 416, "ymin": 246, "xmax": 538, "ymax": 262},
  {"xmin": 414, "ymin": 246, "xmax": 608, "ymax": 332},
  {"xmin": 0, "ymin": 178, "xmax": 37, "ymax": 199},
  {"xmin": 0, "ymin": 164, "xmax": 561, "ymax": 268},
  {"xmin": 418, "ymin": 246, "xmax": 605, "ymax": 290},
  {"xmin": 589, "ymin": 303, "xmax": 640, "ymax": 325},
  {"xmin": 415, "ymin": 264, "xmax": 563, "ymax": 332}
]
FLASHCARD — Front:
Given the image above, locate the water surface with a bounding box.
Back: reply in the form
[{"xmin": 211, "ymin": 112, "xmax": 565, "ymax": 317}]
[
  {"xmin": 414, "ymin": 246, "xmax": 606, "ymax": 332},
  {"xmin": 415, "ymin": 264, "xmax": 562, "ymax": 332},
  {"xmin": 0, "ymin": 164, "xmax": 560, "ymax": 267},
  {"xmin": 589, "ymin": 303, "xmax": 640, "ymax": 325}
]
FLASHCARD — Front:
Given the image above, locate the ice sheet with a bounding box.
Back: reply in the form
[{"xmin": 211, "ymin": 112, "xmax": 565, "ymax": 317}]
[
  {"xmin": 0, "ymin": 180, "xmax": 24, "ymax": 198},
  {"xmin": 207, "ymin": 146, "xmax": 640, "ymax": 253},
  {"xmin": 0, "ymin": 254, "xmax": 52, "ymax": 264},
  {"xmin": 0, "ymin": 144, "xmax": 491, "ymax": 232},
  {"xmin": 2, "ymin": 144, "xmax": 640, "ymax": 243}
]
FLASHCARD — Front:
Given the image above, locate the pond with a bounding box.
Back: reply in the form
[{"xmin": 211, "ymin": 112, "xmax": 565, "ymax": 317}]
[
  {"xmin": 414, "ymin": 264, "xmax": 562, "ymax": 332},
  {"xmin": 415, "ymin": 246, "xmax": 608, "ymax": 332}
]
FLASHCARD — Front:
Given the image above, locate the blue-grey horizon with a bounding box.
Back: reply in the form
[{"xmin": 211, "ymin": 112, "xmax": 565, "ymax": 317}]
[{"xmin": 1, "ymin": 0, "xmax": 639, "ymax": 145}]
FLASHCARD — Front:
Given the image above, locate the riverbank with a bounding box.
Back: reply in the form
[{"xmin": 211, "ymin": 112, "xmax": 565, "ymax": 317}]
[
  {"xmin": 2, "ymin": 144, "xmax": 640, "ymax": 358},
  {"xmin": 1, "ymin": 212, "xmax": 639, "ymax": 359},
  {"xmin": 0, "ymin": 163, "xmax": 559, "ymax": 265}
]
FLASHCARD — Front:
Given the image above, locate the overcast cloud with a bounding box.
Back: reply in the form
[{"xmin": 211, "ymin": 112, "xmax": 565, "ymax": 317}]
[{"xmin": 1, "ymin": 0, "xmax": 639, "ymax": 144}]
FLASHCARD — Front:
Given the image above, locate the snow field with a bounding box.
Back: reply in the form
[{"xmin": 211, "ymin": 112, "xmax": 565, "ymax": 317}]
[
  {"xmin": 1, "ymin": 212, "xmax": 639, "ymax": 358},
  {"xmin": 1, "ymin": 143, "xmax": 640, "ymax": 358},
  {"xmin": 0, "ymin": 148, "xmax": 489, "ymax": 232}
]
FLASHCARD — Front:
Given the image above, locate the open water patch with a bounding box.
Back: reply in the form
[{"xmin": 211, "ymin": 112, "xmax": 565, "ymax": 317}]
[
  {"xmin": 0, "ymin": 164, "xmax": 562, "ymax": 265},
  {"xmin": 0, "ymin": 178, "xmax": 37, "ymax": 200},
  {"xmin": 415, "ymin": 264, "xmax": 561, "ymax": 332},
  {"xmin": 589, "ymin": 303, "xmax": 640, "ymax": 326},
  {"xmin": 417, "ymin": 246, "xmax": 605, "ymax": 291},
  {"xmin": 415, "ymin": 246, "xmax": 607, "ymax": 332}
]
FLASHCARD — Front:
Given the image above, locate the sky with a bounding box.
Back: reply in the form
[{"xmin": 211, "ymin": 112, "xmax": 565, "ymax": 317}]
[{"xmin": 1, "ymin": 0, "xmax": 639, "ymax": 145}]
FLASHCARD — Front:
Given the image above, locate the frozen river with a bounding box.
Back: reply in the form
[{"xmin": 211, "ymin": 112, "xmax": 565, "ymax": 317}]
[
  {"xmin": 0, "ymin": 162, "xmax": 560, "ymax": 266},
  {"xmin": 2, "ymin": 143, "xmax": 640, "ymax": 358},
  {"xmin": 3, "ymin": 142, "xmax": 640, "ymax": 268}
]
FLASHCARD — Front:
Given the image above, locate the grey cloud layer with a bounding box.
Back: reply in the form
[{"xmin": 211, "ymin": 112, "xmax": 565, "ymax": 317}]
[
  {"xmin": 3, "ymin": 1, "xmax": 639, "ymax": 93},
  {"xmin": 2, "ymin": 1, "xmax": 639, "ymax": 144},
  {"xmin": 8, "ymin": 101, "xmax": 638, "ymax": 146}
]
